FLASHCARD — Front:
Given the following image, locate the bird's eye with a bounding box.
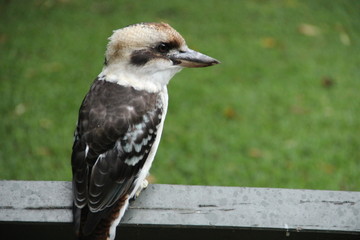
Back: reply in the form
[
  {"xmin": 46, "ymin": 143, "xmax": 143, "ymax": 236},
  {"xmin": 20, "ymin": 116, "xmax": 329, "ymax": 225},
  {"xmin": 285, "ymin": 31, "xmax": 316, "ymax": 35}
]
[{"xmin": 157, "ymin": 43, "xmax": 170, "ymax": 53}]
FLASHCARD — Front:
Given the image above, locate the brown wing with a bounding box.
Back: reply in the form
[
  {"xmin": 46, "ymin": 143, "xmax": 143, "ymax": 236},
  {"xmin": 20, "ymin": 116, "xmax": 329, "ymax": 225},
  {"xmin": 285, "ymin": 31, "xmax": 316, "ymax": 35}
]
[{"xmin": 71, "ymin": 79, "xmax": 163, "ymax": 235}]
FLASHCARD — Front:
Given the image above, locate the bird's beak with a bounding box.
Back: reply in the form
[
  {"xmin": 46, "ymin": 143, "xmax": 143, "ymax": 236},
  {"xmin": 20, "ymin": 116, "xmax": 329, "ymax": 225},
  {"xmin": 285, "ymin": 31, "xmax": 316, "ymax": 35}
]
[{"xmin": 170, "ymin": 48, "xmax": 220, "ymax": 68}]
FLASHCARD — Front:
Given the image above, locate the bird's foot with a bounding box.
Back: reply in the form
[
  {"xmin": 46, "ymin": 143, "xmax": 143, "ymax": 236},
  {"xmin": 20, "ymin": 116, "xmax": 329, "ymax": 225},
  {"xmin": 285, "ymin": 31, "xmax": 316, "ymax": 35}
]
[{"xmin": 134, "ymin": 179, "xmax": 149, "ymax": 199}]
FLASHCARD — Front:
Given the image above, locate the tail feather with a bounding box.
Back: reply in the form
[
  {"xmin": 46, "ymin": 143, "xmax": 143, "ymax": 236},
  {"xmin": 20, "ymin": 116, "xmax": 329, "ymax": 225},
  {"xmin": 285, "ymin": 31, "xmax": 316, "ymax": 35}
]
[{"xmin": 75, "ymin": 196, "xmax": 129, "ymax": 240}]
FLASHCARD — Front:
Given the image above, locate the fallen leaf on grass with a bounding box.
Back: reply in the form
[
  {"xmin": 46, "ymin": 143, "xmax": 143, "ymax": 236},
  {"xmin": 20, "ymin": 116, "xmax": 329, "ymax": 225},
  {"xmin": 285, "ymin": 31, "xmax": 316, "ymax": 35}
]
[
  {"xmin": 298, "ymin": 23, "xmax": 321, "ymax": 36},
  {"xmin": 339, "ymin": 32, "xmax": 351, "ymax": 46},
  {"xmin": 319, "ymin": 162, "xmax": 335, "ymax": 174},
  {"xmin": 321, "ymin": 76, "xmax": 335, "ymax": 88},
  {"xmin": 223, "ymin": 107, "xmax": 237, "ymax": 120},
  {"xmin": 35, "ymin": 146, "xmax": 53, "ymax": 157},
  {"xmin": 14, "ymin": 103, "xmax": 26, "ymax": 116},
  {"xmin": 335, "ymin": 23, "xmax": 351, "ymax": 46},
  {"xmin": 261, "ymin": 37, "xmax": 277, "ymax": 48},
  {"xmin": 248, "ymin": 148, "xmax": 263, "ymax": 158}
]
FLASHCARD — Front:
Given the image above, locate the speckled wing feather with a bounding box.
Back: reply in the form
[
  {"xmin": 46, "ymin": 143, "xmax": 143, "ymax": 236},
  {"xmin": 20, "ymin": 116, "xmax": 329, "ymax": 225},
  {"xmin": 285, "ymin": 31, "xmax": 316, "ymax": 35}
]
[{"xmin": 71, "ymin": 78, "xmax": 163, "ymax": 236}]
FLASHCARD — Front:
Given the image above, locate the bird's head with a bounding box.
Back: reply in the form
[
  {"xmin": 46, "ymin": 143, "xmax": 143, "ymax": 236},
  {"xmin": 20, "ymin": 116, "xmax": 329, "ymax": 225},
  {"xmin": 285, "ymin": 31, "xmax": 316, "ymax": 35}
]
[{"xmin": 103, "ymin": 22, "xmax": 220, "ymax": 91}]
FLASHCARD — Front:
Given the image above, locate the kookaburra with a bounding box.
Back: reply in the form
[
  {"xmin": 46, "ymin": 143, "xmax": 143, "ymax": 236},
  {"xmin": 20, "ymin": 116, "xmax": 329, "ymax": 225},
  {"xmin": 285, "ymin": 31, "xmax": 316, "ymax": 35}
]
[{"xmin": 71, "ymin": 22, "xmax": 219, "ymax": 240}]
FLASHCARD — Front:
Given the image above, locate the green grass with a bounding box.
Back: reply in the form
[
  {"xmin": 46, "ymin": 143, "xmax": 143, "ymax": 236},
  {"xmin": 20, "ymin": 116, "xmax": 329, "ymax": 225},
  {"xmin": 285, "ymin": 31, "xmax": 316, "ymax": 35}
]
[{"xmin": 0, "ymin": 0, "xmax": 359, "ymax": 190}]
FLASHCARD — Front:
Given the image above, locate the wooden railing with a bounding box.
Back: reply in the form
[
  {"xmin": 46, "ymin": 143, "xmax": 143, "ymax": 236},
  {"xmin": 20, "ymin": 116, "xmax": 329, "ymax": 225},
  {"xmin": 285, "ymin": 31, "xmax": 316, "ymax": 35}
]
[{"xmin": 0, "ymin": 180, "xmax": 359, "ymax": 239}]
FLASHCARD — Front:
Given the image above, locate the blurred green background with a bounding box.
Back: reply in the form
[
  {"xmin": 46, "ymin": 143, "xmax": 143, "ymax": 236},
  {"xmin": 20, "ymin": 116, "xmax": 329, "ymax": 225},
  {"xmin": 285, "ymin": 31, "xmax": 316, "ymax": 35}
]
[{"xmin": 0, "ymin": 0, "xmax": 359, "ymax": 191}]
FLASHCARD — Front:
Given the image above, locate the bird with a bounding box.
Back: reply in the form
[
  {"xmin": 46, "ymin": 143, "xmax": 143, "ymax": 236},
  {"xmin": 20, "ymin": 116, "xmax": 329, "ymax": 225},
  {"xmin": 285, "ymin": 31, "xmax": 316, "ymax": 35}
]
[{"xmin": 71, "ymin": 22, "xmax": 220, "ymax": 240}]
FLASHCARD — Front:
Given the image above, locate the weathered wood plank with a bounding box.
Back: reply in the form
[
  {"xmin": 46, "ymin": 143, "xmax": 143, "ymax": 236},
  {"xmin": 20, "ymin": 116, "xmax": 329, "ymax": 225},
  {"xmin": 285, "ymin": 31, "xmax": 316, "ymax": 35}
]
[{"xmin": 0, "ymin": 180, "xmax": 359, "ymax": 240}]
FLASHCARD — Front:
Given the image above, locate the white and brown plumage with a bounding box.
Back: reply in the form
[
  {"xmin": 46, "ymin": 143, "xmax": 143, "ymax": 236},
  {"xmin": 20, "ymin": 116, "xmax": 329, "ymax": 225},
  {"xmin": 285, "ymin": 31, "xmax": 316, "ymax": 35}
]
[{"xmin": 71, "ymin": 22, "xmax": 219, "ymax": 240}]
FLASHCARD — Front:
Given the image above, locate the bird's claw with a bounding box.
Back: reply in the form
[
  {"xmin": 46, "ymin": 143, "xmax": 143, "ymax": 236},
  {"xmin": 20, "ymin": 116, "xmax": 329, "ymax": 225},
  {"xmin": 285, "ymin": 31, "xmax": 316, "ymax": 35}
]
[{"xmin": 134, "ymin": 179, "xmax": 149, "ymax": 199}]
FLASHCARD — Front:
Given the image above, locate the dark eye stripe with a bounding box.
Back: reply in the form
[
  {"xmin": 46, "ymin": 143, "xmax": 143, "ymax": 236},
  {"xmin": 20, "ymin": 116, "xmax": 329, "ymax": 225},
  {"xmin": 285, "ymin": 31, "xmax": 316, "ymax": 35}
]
[
  {"xmin": 130, "ymin": 49, "xmax": 156, "ymax": 66},
  {"xmin": 130, "ymin": 40, "xmax": 183, "ymax": 66}
]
